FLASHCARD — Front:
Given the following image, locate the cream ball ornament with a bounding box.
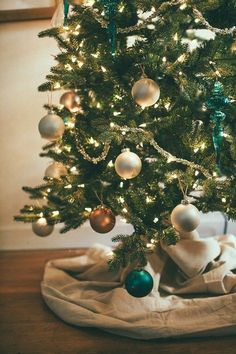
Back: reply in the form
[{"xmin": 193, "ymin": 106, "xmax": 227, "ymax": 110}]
[
  {"xmin": 32, "ymin": 218, "xmax": 54, "ymax": 237},
  {"xmin": 45, "ymin": 162, "xmax": 67, "ymax": 179},
  {"xmin": 38, "ymin": 112, "xmax": 65, "ymax": 141},
  {"xmin": 131, "ymin": 77, "xmax": 160, "ymax": 107},
  {"xmin": 171, "ymin": 201, "xmax": 200, "ymax": 232},
  {"xmin": 115, "ymin": 148, "xmax": 142, "ymax": 179}
]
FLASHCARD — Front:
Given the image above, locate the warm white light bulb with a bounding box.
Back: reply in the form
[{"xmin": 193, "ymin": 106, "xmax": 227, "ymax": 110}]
[
  {"xmin": 64, "ymin": 184, "xmax": 72, "ymax": 189},
  {"xmin": 52, "ymin": 211, "xmax": 59, "ymax": 217},
  {"xmin": 118, "ymin": 196, "xmax": 125, "ymax": 203},
  {"xmin": 85, "ymin": 207, "xmax": 92, "ymax": 212},
  {"xmin": 54, "ymin": 82, "xmax": 61, "ymax": 89},
  {"xmin": 107, "ymin": 160, "xmax": 114, "ymax": 167}
]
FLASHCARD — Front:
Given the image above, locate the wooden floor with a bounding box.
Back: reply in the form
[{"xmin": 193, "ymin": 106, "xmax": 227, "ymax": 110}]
[{"xmin": 0, "ymin": 250, "xmax": 236, "ymax": 354}]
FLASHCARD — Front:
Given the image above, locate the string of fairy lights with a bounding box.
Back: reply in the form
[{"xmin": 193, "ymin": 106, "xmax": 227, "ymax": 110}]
[
  {"xmin": 15, "ymin": 0, "xmax": 235, "ymax": 297},
  {"xmin": 87, "ymin": 0, "xmax": 236, "ymax": 35}
]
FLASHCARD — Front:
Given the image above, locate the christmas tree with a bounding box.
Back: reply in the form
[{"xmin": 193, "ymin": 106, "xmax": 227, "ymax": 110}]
[{"xmin": 15, "ymin": 0, "xmax": 236, "ymax": 297}]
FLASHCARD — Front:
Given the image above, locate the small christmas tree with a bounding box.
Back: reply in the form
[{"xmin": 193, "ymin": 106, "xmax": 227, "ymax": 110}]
[{"xmin": 15, "ymin": 0, "xmax": 236, "ymax": 297}]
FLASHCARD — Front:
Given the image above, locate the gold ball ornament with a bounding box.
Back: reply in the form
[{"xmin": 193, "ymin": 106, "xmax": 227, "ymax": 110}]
[
  {"xmin": 131, "ymin": 78, "xmax": 160, "ymax": 107},
  {"xmin": 115, "ymin": 148, "xmax": 142, "ymax": 179},
  {"xmin": 45, "ymin": 162, "xmax": 67, "ymax": 179},
  {"xmin": 68, "ymin": 0, "xmax": 86, "ymax": 5},
  {"xmin": 32, "ymin": 218, "xmax": 54, "ymax": 237},
  {"xmin": 60, "ymin": 91, "xmax": 81, "ymax": 112},
  {"xmin": 171, "ymin": 201, "xmax": 200, "ymax": 233},
  {"xmin": 38, "ymin": 113, "xmax": 65, "ymax": 141},
  {"xmin": 89, "ymin": 206, "xmax": 116, "ymax": 234}
]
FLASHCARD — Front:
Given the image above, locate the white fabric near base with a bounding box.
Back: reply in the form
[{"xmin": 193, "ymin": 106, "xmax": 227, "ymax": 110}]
[{"xmin": 41, "ymin": 234, "xmax": 236, "ymax": 339}]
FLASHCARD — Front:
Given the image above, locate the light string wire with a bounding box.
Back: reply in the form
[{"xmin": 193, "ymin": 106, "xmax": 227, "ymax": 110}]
[
  {"xmin": 75, "ymin": 124, "xmax": 212, "ymax": 178},
  {"xmin": 84, "ymin": 0, "xmax": 236, "ymax": 35}
]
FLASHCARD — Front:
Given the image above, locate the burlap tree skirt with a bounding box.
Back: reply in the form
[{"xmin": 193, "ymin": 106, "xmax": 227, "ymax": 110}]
[{"xmin": 41, "ymin": 234, "xmax": 236, "ymax": 339}]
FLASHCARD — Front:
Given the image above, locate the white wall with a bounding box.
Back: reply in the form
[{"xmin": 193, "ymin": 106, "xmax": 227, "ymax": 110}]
[
  {"xmin": 0, "ymin": 20, "xmax": 235, "ymax": 250},
  {"xmin": 0, "ymin": 19, "xmax": 134, "ymax": 250}
]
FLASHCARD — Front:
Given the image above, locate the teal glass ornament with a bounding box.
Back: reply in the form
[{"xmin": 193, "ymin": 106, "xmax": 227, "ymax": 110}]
[
  {"xmin": 206, "ymin": 82, "xmax": 230, "ymax": 110},
  {"xmin": 63, "ymin": 0, "xmax": 70, "ymax": 25},
  {"xmin": 125, "ymin": 269, "xmax": 153, "ymax": 298},
  {"xmin": 63, "ymin": 116, "xmax": 70, "ymax": 125},
  {"xmin": 101, "ymin": 0, "xmax": 120, "ymax": 56},
  {"xmin": 206, "ymin": 81, "xmax": 230, "ymax": 168}
]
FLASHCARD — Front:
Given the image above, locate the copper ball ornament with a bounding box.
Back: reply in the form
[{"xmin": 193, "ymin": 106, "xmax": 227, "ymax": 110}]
[
  {"xmin": 171, "ymin": 201, "xmax": 200, "ymax": 233},
  {"xmin": 89, "ymin": 206, "xmax": 116, "ymax": 234},
  {"xmin": 32, "ymin": 218, "xmax": 54, "ymax": 237},
  {"xmin": 131, "ymin": 78, "xmax": 160, "ymax": 107},
  {"xmin": 68, "ymin": 0, "xmax": 86, "ymax": 5},
  {"xmin": 45, "ymin": 162, "xmax": 67, "ymax": 179},
  {"xmin": 38, "ymin": 113, "xmax": 65, "ymax": 141},
  {"xmin": 115, "ymin": 148, "xmax": 142, "ymax": 179},
  {"xmin": 60, "ymin": 91, "xmax": 81, "ymax": 112}
]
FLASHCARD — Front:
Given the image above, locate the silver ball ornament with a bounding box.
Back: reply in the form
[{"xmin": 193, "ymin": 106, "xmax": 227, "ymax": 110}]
[
  {"xmin": 171, "ymin": 202, "xmax": 200, "ymax": 232},
  {"xmin": 32, "ymin": 218, "xmax": 54, "ymax": 237},
  {"xmin": 38, "ymin": 113, "xmax": 65, "ymax": 141},
  {"xmin": 115, "ymin": 148, "xmax": 142, "ymax": 179},
  {"xmin": 131, "ymin": 78, "xmax": 160, "ymax": 107},
  {"xmin": 45, "ymin": 162, "xmax": 67, "ymax": 179}
]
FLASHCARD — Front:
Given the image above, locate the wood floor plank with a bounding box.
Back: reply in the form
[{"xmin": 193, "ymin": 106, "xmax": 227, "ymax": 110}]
[{"xmin": 0, "ymin": 249, "xmax": 235, "ymax": 354}]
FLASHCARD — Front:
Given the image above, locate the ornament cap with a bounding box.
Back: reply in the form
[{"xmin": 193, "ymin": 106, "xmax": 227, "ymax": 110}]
[
  {"xmin": 181, "ymin": 198, "xmax": 190, "ymax": 205},
  {"xmin": 140, "ymin": 73, "xmax": 147, "ymax": 79},
  {"xmin": 121, "ymin": 148, "xmax": 131, "ymax": 153},
  {"xmin": 96, "ymin": 204, "xmax": 106, "ymax": 209}
]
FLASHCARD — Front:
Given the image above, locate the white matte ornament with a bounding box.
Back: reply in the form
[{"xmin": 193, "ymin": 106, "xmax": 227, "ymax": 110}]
[
  {"xmin": 45, "ymin": 162, "xmax": 67, "ymax": 179},
  {"xmin": 38, "ymin": 113, "xmax": 65, "ymax": 141},
  {"xmin": 131, "ymin": 78, "xmax": 160, "ymax": 107},
  {"xmin": 32, "ymin": 218, "xmax": 54, "ymax": 237},
  {"xmin": 171, "ymin": 202, "xmax": 200, "ymax": 233},
  {"xmin": 115, "ymin": 149, "xmax": 142, "ymax": 179}
]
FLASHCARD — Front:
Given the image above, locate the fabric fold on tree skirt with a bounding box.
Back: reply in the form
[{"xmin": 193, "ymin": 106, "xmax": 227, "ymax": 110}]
[{"xmin": 41, "ymin": 234, "xmax": 236, "ymax": 339}]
